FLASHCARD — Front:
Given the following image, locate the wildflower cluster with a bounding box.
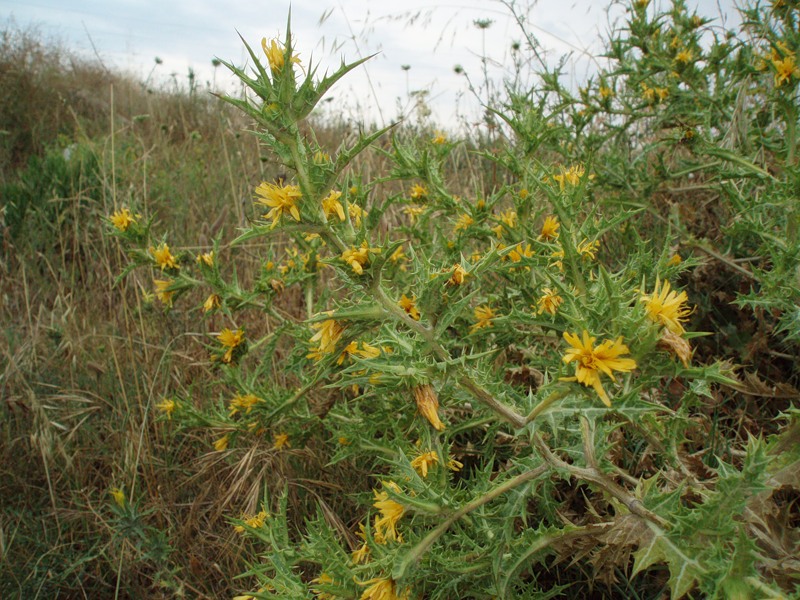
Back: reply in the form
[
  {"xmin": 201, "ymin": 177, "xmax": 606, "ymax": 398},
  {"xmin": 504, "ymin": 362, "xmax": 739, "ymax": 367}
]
[{"xmin": 107, "ymin": 3, "xmax": 800, "ymax": 598}]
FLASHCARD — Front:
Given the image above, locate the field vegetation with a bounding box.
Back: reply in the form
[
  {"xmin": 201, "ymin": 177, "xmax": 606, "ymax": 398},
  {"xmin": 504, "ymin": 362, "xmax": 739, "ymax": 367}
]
[{"xmin": 1, "ymin": 1, "xmax": 799, "ymax": 598}]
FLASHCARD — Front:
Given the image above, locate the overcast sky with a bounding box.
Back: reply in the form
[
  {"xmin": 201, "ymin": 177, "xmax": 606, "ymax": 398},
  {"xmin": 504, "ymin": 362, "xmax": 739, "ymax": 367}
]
[{"xmin": 5, "ymin": 0, "xmax": 742, "ymax": 129}]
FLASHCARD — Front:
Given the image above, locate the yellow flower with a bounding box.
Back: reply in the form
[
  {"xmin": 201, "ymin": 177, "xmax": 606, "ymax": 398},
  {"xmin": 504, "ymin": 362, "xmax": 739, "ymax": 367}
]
[
  {"xmin": 578, "ymin": 239, "xmax": 600, "ymax": 260},
  {"xmin": 196, "ymin": 250, "xmax": 214, "ymax": 267},
  {"xmin": 640, "ymin": 278, "xmax": 691, "ymax": 335},
  {"xmin": 313, "ymin": 151, "xmax": 330, "ymax": 163},
  {"xmin": 508, "ymin": 243, "xmax": 533, "ymax": 264},
  {"xmin": 150, "ymin": 243, "xmax": 178, "ymax": 270},
  {"xmin": 261, "ymin": 37, "xmax": 300, "ymax": 73},
  {"xmin": 453, "ymin": 213, "xmax": 474, "ymax": 233},
  {"xmin": 447, "ymin": 263, "xmax": 468, "ymax": 286},
  {"xmin": 773, "ymin": 52, "xmax": 800, "ymax": 86},
  {"xmin": 342, "ymin": 242, "xmax": 380, "ymax": 275},
  {"xmin": 539, "ymin": 215, "xmax": 560, "ymax": 240},
  {"xmin": 213, "ymin": 434, "xmax": 230, "ymax": 452},
  {"xmin": 389, "ymin": 246, "xmax": 407, "ymax": 268},
  {"xmin": 153, "ymin": 279, "xmax": 175, "ymax": 306},
  {"xmin": 311, "ymin": 572, "xmax": 338, "ymax": 599},
  {"xmin": 228, "ymin": 393, "xmax": 260, "ymax": 416},
  {"xmin": 234, "ymin": 510, "xmax": 269, "ymax": 533},
  {"xmin": 309, "ymin": 316, "xmax": 344, "ymax": 355},
  {"xmin": 409, "ymin": 184, "xmax": 427, "ymax": 200},
  {"xmin": 676, "ymin": 49, "xmax": 694, "ymax": 64},
  {"xmin": 203, "ymin": 293, "xmax": 221, "ymax": 312},
  {"xmin": 322, "ymin": 190, "xmax": 345, "ymax": 221},
  {"xmin": 561, "ymin": 331, "xmax": 637, "ymax": 407},
  {"xmin": 641, "ymin": 83, "xmax": 656, "ymax": 103},
  {"xmin": 667, "ymin": 253, "xmax": 682, "ymax": 266},
  {"xmin": 536, "ymin": 288, "xmax": 563, "ymax": 316},
  {"xmin": 255, "ymin": 182, "xmax": 302, "ymax": 228},
  {"xmin": 109, "ymin": 487, "xmax": 126, "ymax": 507},
  {"xmin": 352, "ymin": 541, "xmax": 370, "ymax": 565},
  {"xmin": 217, "ymin": 328, "xmax": 244, "ymax": 363},
  {"xmin": 432, "ymin": 131, "xmax": 447, "ymax": 145},
  {"xmin": 109, "ymin": 208, "xmax": 136, "ymax": 231},
  {"xmin": 359, "ymin": 577, "xmax": 408, "ymax": 600},
  {"xmin": 398, "ymin": 294, "xmax": 420, "ymax": 321},
  {"xmin": 599, "ymin": 85, "xmax": 613, "ymax": 99},
  {"xmin": 552, "ymin": 164, "xmax": 585, "ymax": 190},
  {"xmin": 410, "ymin": 451, "xmax": 439, "ymax": 478},
  {"xmin": 471, "ymin": 305, "xmax": 496, "ymax": 333},
  {"xmin": 349, "ymin": 203, "xmax": 367, "ymax": 227},
  {"xmin": 413, "ymin": 384, "xmax": 445, "ymax": 431},
  {"xmin": 273, "ymin": 432, "xmax": 290, "ymax": 450},
  {"xmin": 372, "ymin": 482, "xmax": 405, "ymax": 544},
  {"xmin": 446, "ymin": 457, "xmax": 464, "ymax": 472},
  {"xmin": 403, "ymin": 205, "xmax": 425, "ymax": 223},
  {"xmin": 550, "ymin": 249, "xmax": 565, "ymax": 272},
  {"xmin": 156, "ymin": 398, "xmax": 177, "ymax": 418}
]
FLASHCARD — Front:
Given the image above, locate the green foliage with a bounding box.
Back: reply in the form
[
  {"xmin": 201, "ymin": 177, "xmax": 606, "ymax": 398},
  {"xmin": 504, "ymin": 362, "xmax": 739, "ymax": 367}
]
[
  {"xmin": 109, "ymin": 2, "xmax": 800, "ymax": 598},
  {"xmin": 1, "ymin": 141, "xmax": 101, "ymax": 243}
]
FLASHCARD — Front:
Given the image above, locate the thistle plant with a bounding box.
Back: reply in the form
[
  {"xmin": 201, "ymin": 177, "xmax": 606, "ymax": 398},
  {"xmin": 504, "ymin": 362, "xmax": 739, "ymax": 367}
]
[{"xmin": 107, "ymin": 3, "xmax": 799, "ymax": 598}]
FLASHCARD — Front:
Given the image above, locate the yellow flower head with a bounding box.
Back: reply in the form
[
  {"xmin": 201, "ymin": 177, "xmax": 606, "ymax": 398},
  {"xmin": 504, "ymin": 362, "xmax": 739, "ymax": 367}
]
[
  {"xmin": 311, "ymin": 572, "xmax": 337, "ymax": 599},
  {"xmin": 447, "ymin": 263, "xmax": 468, "ymax": 286},
  {"xmin": 403, "ymin": 205, "xmax": 425, "ymax": 223},
  {"xmin": 349, "ymin": 203, "xmax": 367, "ymax": 227},
  {"xmin": 398, "ymin": 294, "xmax": 420, "ymax": 321},
  {"xmin": 109, "ymin": 208, "xmax": 136, "ymax": 232},
  {"xmin": 351, "ymin": 540, "xmax": 370, "ymax": 565},
  {"xmin": 359, "ymin": 577, "xmax": 408, "ymax": 600},
  {"xmin": 109, "ymin": 487, "xmax": 126, "ymax": 507},
  {"xmin": 273, "ymin": 432, "xmax": 290, "ymax": 450},
  {"xmin": 234, "ymin": 510, "xmax": 269, "ymax": 533},
  {"xmin": 409, "ymin": 184, "xmax": 428, "ymax": 200},
  {"xmin": 552, "ymin": 164, "xmax": 586, "ymax": 190},
  {"xmin": 150, "ymin": 242, "xmax": 179, "ymax": 270},
  {"xmin": 228, "ymin": 393, "xmax": 260, "ymax": 416},
  {"xmin": 372, "ymin": 482, "xmax": 405, "ymax": 544},
  {"xmin": 667, "ymin": 253, "xmax": 682, "ymax": 267},
  {"xmin": 413, "ymin": 384, "xmax": 445, "ymax": 431},
  {"xmin": 508, "ymin": 243, "xmax": 533, "ymax": 264},
  {"xmin": 322, "ymin": 190, "xmax": 345, "ymax": 221},
  {"xmin": 539, "ymin": 215, "xmax": 560, "ymax": 241},
  {"xmin": 432, "ymin": 131, "xmax": 447, "ymax": 145},
  {"xmin": 562, "ymin": 330, "xmax": 637, "ymax": 407},
  {"xmin": 255, "ymin": 182, "xmax": 302, "ymax": 228},
  {"xmin": 676, "ymin": 48, "xmax": 694, "ymax": 64},
  {"xmin": 309, "ymin": 316, "xmax": 344, "ymax": 355},
  {"xmin": 261, "ymin": 38, "xmax": 300, "ymax": 73},
  {"xmin": 772, "ymin": 52, "xmax": 800, "ymax": 86},
  {"xmin": 196, "ymin": 251, "xmax": 214, "ymax": 267},
  {"xmin": 217, "ymin": 328, "xmax": 244, "ymax": 363},
  {"xmin": 153, "ymin": 279, "xmax": 175, "ymax": 306},
  {"xmin": 213, "ymin": 434, "xmax": 230, "ymax": 452},
  {"xmin": 536, "ymin": 288, "xmax": 564, "ymax": 316},
  {"xmin": 578, "ymin": 239, "xmax": 600, "ymax": 260},
  {"xmin": 410, "ymin": 451, "xmax": 439, "ymax": 478},
  {"xmin": 203, "ymin": 293, "xmax": 221, "ymax": 313},
  {"xmin": 342, "ymin": 242, "xmax": 380, "ymax": 275},
  {"xmin": 471, "ymin": 305, "xmax": 496, "ymax": 333},
  {"xmin": 156, "ymin": 398, "xmax": 177, "ymax": 418},
  {"xmin": 454, "ymin": 213, "xmax": 474, "ymax": 233},
  {"xmin": 640, "ymin": 278, "xmax": 691, "ymax": 335}
]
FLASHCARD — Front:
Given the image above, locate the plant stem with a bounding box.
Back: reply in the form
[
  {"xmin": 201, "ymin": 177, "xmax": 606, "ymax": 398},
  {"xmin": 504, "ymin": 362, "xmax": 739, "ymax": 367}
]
[{"xmin": 392, "ymin": 463, "xmax": 548, "ymax": 580}]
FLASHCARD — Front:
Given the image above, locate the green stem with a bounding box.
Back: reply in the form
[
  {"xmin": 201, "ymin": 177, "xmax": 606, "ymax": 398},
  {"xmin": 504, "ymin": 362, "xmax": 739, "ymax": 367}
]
[
  {"xmin": 392, "ymin": 463, "xmax": 548, "ymax": 580},
  {"xmin": 371, "ymin": 284, "xmax": 527, "ymax": 429},
  {"xmin": 525, "ymin": 388, "xmax": 569, "ymax": 424}
]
